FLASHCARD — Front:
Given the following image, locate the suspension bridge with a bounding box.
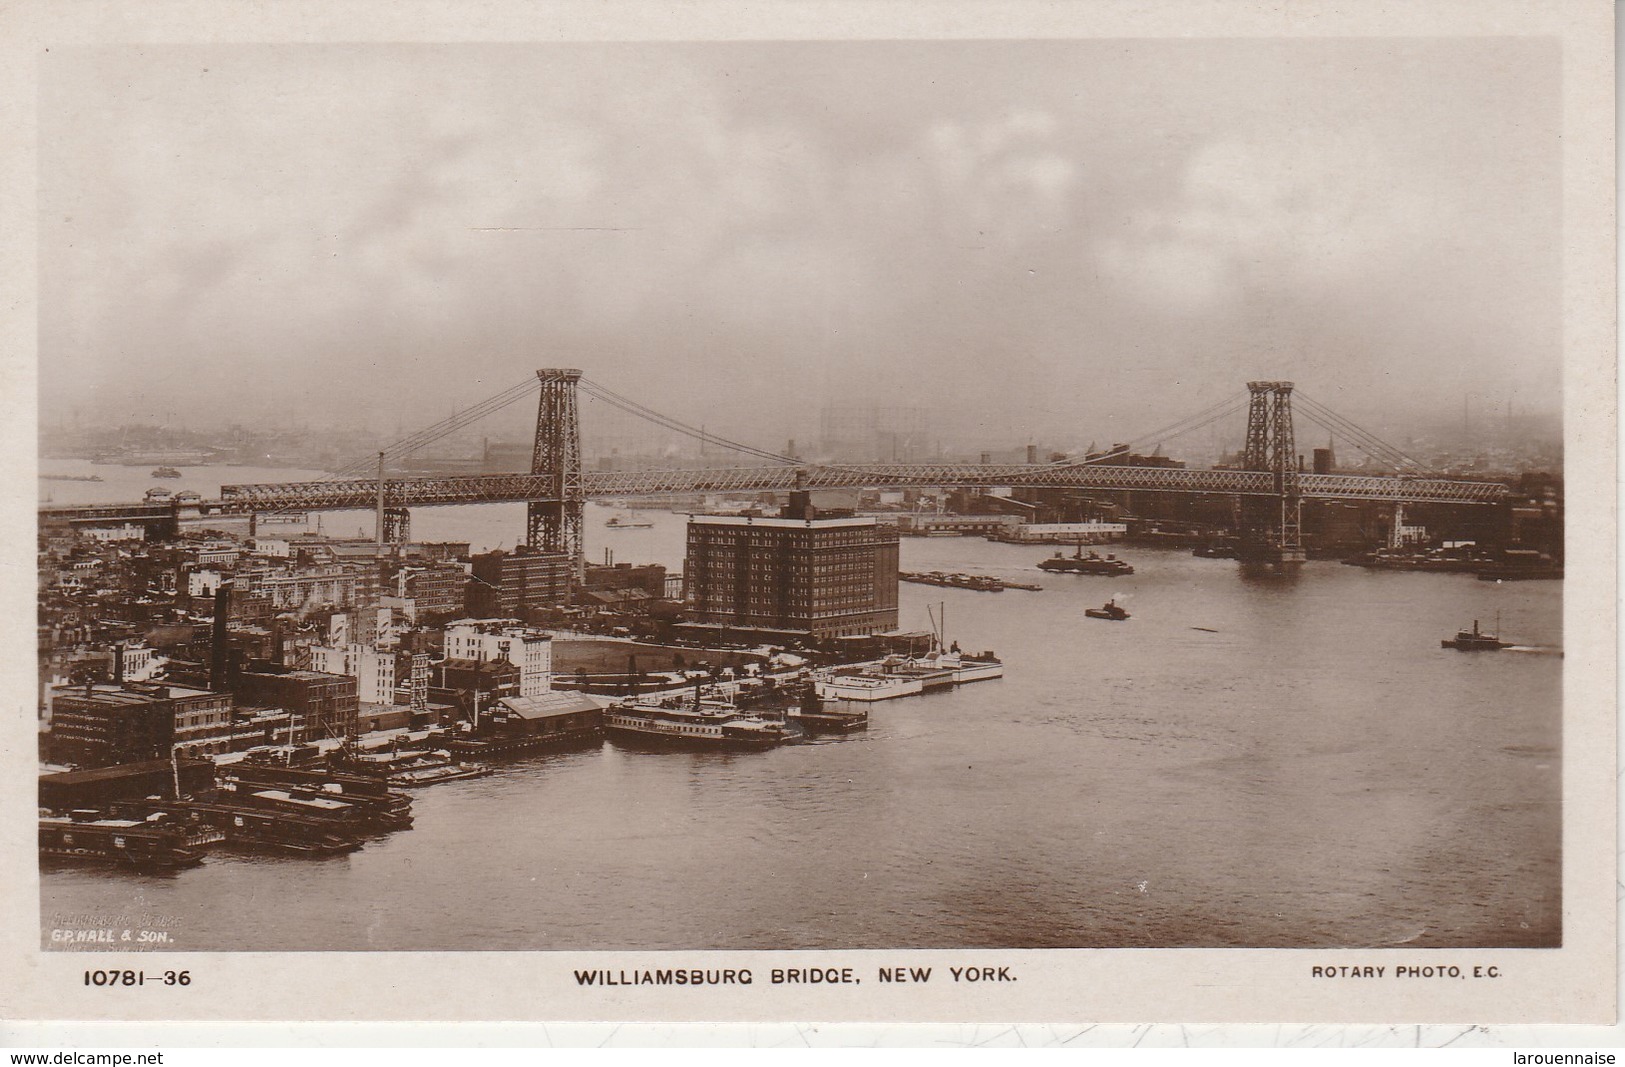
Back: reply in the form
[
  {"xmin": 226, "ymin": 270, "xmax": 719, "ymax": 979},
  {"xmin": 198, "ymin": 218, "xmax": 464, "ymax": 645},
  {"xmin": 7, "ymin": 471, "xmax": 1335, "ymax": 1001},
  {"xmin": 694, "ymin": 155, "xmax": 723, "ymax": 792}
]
[{"xmin": 40, "ymin": 370, "xmax": 1512, "ymax": 564}]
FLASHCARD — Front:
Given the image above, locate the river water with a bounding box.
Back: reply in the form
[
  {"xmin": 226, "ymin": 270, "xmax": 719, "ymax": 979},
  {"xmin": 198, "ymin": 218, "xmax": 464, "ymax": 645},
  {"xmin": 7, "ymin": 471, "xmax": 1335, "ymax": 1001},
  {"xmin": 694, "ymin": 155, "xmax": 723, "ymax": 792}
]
[{"xmin": 39, "ymin": 462, "xmax": 1562, "ymax": 949}]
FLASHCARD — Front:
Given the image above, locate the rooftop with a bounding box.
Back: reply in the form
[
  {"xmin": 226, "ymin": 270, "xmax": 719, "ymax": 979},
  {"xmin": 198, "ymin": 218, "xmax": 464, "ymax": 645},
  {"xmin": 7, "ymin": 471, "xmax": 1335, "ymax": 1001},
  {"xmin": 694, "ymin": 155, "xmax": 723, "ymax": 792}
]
[
  {"xmin": 688, "ymin": 514, "xmax": 879, "ymax": 529},
  {"xmin": 496, "ymin": 692, "xmax": 604, "ymax": 719}
]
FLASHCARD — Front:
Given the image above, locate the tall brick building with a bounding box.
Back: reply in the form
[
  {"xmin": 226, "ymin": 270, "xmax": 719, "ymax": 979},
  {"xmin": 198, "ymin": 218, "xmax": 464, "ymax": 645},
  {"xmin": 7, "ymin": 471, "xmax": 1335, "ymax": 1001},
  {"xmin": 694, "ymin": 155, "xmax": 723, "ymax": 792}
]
[
  {"xmin": 467, "ymin": 547, "xmax": 572, "ymax": 616},
  {"xmin": 683, "ymin": 493, "xmax": 899, "ymax": 640}
]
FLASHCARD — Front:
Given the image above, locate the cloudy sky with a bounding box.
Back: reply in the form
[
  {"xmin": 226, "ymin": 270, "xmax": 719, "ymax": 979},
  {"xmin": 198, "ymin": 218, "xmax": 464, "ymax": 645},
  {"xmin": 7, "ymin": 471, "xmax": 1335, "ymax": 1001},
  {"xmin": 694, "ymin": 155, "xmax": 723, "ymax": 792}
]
[{"xmin": 39, "ymin": 38, "xmax": 1560, "ymax": 450}]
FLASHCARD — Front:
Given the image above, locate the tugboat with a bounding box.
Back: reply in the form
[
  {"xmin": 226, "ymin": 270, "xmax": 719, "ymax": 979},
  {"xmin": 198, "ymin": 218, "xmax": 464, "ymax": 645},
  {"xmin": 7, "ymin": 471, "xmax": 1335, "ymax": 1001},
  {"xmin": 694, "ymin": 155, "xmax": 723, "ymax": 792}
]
[
  {"xmin": 1039, "ymin": 546, "xmax": 1134, "ymax": 575},
  {"xmin": 1441, "ymin": 618, "xmax": 1509, "ymax": 651},
  {"xmin": 1084, "ymin": 598, "xmax": 1131, "ymax": 621}
]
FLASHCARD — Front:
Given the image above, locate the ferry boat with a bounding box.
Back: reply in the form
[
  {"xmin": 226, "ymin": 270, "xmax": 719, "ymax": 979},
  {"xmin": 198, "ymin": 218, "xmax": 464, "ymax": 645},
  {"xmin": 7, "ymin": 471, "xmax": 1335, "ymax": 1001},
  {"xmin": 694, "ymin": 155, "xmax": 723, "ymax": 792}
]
[
  {"xmin": 604, "ymin": 699, "xmax": 797, "ymax": 749},
  {"xmin": 1084, "ymin": 598, "xmax": 1131, "ymax": 621},
  {"xmin": 1441, "ymin": 619, "xmax": 1509, "ymax": 651},
  {"xmin": 605, "ymin": 514, "xmax": 654, "ymax": 529},
  {"xmin": 330, "ymin": 742, "xmax": 491, "ymax": 786},
  {"xmin": 39, "ymin": 809, "xmax": 224, "ymax": 869},
  {"xmin": 1039, "ymin": 547, "xmax": 1134, "ymax": 575}
]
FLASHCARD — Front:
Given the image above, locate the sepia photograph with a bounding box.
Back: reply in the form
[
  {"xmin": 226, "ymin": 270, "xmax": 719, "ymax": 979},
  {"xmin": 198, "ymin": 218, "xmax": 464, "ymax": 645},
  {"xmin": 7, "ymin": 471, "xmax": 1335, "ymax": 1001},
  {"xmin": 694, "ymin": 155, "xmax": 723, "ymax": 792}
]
[{"xmin": 3, "ymin": 0, "xmax": 1614, "ymax": 1033}]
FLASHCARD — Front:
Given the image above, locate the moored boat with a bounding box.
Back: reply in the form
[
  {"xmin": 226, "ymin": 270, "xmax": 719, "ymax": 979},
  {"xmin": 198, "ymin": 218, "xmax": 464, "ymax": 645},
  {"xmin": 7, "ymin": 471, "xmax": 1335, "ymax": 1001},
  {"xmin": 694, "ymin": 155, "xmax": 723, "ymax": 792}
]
[
  {"xmin": 604, "ymin": 699, "xmax": 797, "ymax": 749},
  {"xmin": 330, "ymin": 741, "xmax": 491, "ymax": 786},
  {"xmin": 814, "ymin": 670, "xmax": 926, "ymax": 702},
  {"xmin": 788, "ymin": 703, "xmax": 869, "ymax": 733},
  {"xmin": 216, "ymin": 765, "xmax": 414, "ymax": 833},
  {"xmin": 39, "ymin": 809, "xmax": 223, "ymax": 869}
]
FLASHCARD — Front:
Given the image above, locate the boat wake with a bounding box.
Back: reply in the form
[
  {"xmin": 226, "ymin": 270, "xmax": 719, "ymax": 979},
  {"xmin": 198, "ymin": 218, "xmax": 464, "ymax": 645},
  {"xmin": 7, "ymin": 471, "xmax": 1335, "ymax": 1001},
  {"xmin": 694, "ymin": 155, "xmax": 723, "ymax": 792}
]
[{"xmin": 1502, "ymin": 645, "xmax": 1564, "ymax": 656}]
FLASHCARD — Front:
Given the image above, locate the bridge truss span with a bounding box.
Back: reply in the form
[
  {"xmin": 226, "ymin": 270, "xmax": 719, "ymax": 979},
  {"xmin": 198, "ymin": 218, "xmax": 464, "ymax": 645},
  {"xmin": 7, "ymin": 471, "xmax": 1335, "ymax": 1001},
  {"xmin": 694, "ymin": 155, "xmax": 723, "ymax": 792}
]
[{"xmin": 205, "ymin": 462, "xmax": 1509, "ymax": 514}]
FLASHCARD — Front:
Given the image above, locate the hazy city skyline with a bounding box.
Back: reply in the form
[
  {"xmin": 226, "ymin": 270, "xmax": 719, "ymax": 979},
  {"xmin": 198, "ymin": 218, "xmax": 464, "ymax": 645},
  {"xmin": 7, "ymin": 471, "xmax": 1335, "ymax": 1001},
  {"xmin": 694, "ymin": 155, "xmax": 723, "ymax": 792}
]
[{"xmin": 40, "ymin": 38, "xmax": 1561, "ymax": 447}]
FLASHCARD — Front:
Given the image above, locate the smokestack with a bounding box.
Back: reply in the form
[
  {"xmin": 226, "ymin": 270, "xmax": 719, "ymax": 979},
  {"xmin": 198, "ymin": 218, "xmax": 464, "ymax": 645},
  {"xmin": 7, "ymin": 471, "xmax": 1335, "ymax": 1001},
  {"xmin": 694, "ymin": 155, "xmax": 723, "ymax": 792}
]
[
  {"xmin": 1026, "ymin": 444, "xmax": 1039, "ymax": 465},
  {"xmin": 211, "ymin": 582, "xmax": 233, "ymax": 691},
  {"xmin": 271, "ymin": 618, "xmax": 285, "ymax": 667}
]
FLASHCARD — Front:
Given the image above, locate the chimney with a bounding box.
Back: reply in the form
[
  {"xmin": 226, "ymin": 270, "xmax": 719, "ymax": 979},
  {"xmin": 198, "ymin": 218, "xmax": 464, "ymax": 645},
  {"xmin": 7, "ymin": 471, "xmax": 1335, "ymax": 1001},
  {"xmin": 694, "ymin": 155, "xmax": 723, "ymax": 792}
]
[
  {"xmin": 781, "ymin": 491, "xmax": 816, "ymax": 521},
  {"xmin": 270, "ymin": 618, "xmax": 285, "ymax": 667},
  {"xmin": 210, "ymin": 581, "xmax": 233, "ymax": 691},
  {"xmin": 1025, "ymin": 444, "xmax": 1039, "ymax": 464}
]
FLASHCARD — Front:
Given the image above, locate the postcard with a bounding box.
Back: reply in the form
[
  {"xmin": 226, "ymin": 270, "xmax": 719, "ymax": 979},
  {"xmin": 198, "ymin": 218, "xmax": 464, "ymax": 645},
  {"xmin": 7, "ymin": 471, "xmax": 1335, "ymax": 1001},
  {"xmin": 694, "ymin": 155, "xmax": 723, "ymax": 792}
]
[{"xmin": 1, "ymin": 0, "xmax": 1614, "ymax": 1036}]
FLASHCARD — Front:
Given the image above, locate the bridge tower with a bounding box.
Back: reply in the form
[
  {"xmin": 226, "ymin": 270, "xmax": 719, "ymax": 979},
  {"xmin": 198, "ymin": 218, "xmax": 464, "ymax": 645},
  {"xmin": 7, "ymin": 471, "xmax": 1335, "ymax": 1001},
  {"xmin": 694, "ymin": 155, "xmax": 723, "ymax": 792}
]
[
  {"xmin": 1238, "ymin": 380, "xmax": 1306, "ymax": 563},
  {"xmin": 527, "ymin": 368, "xmax": 585, "ymax": 580},
  {"xmin": 382, "ymin": 507, "xmax": 411, "ymax": 546}
]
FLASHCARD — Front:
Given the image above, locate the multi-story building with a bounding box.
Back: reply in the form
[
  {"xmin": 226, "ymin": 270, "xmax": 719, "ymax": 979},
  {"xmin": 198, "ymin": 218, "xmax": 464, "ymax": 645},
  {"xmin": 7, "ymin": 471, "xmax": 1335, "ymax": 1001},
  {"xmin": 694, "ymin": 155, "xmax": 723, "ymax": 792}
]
[
  {"xmin": 683, "ymin": 492, "xmax": 900, "ymax": 640},
  {"xmin": 230, "ymin": 666, "xmax": 359, "ymax": 740},
  {"xmin": 583, "ymin": 562, "xmax": 668, "ymax": 599},
  {"xmin": 395, "ymin": 563, "xmax": 470, "ymax": 622},
  {"xmin": 308, "ymin": 644, "xmax": 397, "ymax": 705},
  {"xmin": 443, "ymin": 620, "xmax": 553, "ymax": 697},
  {"xmin": 233, "ymin": 562, "xmax": 381, "ymax": 613},
  {"xmin": 467, "ymin": 547, "xmax": 572, "ymax": 616},
  {"xmin": 48, "ymin": 682, "xmax": 234, "ymax": 767}
]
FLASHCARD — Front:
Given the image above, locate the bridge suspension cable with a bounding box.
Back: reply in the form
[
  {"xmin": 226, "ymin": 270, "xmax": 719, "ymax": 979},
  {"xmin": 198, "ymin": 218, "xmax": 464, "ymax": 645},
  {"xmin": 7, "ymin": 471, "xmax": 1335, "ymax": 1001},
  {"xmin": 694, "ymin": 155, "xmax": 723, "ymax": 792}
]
[
  {"xmin": 1293, "ymin": 391, "xmax": 1427, "ymax": 472},
  {"xmin": 326, "ymin": 373, "xmax": 543, "ymax": 481},
  {"xmin": 578, "ymin": 377, "xmax": 799, "ymax": 465},
  {"xmin": 1083, "ymin": 392, "xmax": 1249, "ymax": 463}
]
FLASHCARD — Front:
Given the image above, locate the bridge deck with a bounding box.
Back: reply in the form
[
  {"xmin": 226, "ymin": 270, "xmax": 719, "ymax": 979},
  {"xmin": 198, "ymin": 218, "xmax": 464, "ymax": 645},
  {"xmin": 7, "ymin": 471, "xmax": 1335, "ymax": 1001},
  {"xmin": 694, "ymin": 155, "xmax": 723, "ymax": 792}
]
[
  {"xmin": 35, "ymin": 464, "xmax": 1509, "ymax": 523},
  {"xmin": 188, "ymin": 463, "xmax": 1508, "ymax": 512}
]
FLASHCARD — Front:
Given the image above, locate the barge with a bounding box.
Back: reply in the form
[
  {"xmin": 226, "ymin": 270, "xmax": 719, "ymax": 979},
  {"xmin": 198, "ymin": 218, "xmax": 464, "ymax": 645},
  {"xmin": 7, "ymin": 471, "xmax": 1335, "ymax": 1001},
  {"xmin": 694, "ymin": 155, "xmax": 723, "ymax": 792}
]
[{"xmin": 39, "ymin": 809, "xmax": 224, "ymax": 869}]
